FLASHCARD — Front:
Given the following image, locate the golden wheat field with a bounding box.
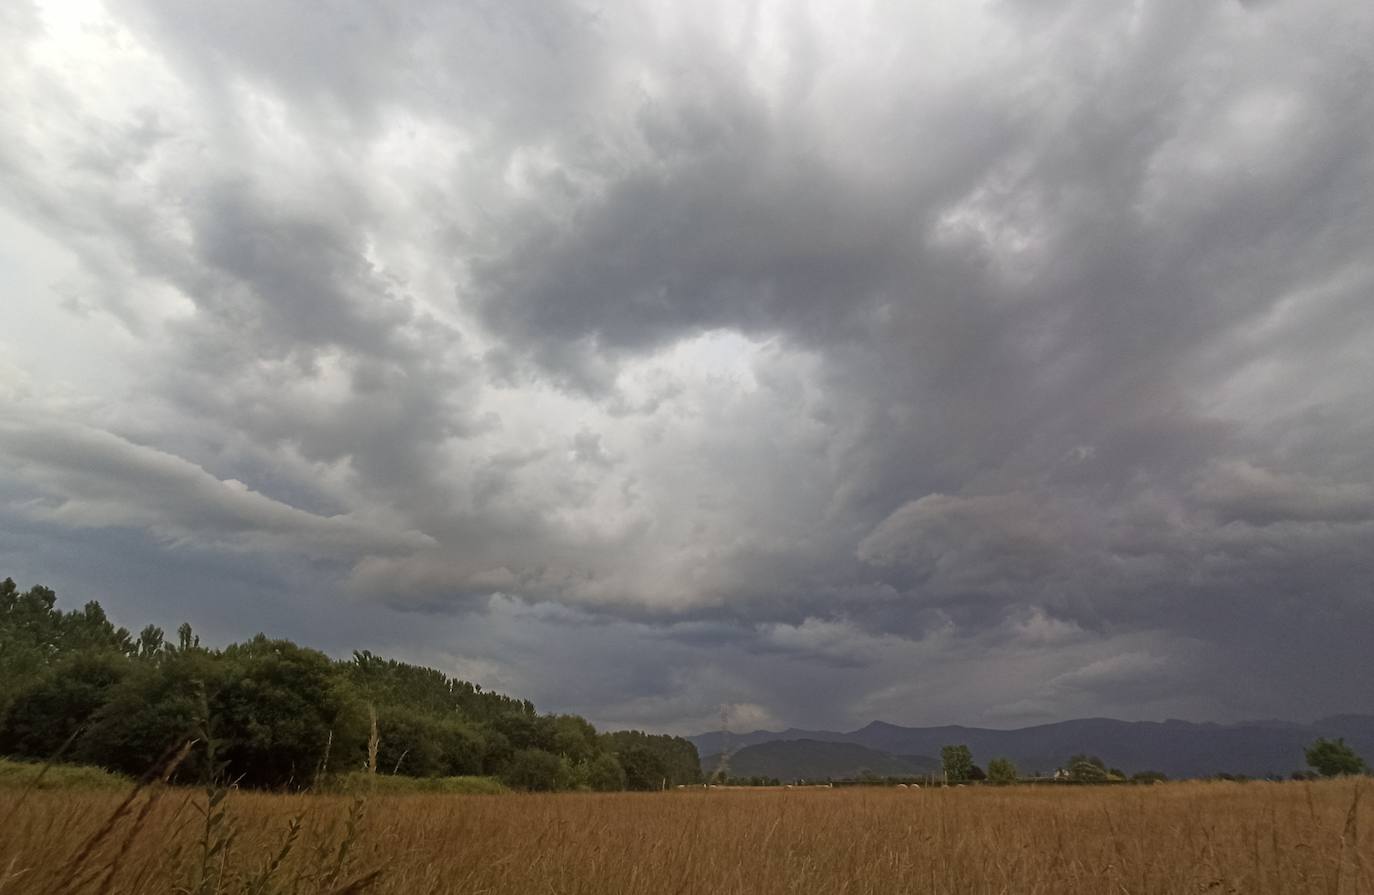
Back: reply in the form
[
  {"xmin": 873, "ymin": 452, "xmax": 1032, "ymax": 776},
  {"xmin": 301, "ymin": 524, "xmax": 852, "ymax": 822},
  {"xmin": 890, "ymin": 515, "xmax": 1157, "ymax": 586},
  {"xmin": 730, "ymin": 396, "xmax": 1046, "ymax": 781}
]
[{"xmin": 1, "ymin": 779, "xmax": 1370, "ymax": 894}]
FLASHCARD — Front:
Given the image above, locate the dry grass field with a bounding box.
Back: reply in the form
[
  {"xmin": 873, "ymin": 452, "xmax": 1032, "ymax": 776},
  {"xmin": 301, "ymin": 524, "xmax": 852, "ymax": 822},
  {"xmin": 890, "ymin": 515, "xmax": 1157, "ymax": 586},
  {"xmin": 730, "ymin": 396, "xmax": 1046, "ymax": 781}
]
[{"xmin": 1, "ymin": 779, "xmax": 1369, "ymax": 894}]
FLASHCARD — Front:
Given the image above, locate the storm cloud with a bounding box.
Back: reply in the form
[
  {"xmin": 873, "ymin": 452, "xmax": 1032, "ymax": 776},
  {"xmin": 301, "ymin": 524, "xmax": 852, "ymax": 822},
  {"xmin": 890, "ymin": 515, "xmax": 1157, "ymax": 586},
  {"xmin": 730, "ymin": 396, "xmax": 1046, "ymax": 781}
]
[{"xmin": 1, "ymin": 0, "xmax": 1372, "ymax": 733}]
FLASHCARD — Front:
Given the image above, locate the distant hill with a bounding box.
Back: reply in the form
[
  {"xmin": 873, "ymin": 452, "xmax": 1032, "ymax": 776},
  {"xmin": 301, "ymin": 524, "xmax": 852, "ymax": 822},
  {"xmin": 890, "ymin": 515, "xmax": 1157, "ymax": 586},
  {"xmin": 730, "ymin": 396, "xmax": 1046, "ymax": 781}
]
[
  {"xmin": 690, "ymin": 714, "xmax": 1374, "ymax": 780},
  {"xmin": 702, "ymin": 739, "xmax": 939, "ymax": 781}
]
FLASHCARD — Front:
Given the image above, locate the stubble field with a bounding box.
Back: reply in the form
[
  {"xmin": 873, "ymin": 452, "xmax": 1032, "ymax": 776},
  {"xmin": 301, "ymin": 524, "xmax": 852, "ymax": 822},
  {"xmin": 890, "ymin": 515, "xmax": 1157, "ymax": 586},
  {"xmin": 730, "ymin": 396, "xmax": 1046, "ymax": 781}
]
[{"xmin": 0, "ymin": 779, "xmax": 1368, "ymax": 894}]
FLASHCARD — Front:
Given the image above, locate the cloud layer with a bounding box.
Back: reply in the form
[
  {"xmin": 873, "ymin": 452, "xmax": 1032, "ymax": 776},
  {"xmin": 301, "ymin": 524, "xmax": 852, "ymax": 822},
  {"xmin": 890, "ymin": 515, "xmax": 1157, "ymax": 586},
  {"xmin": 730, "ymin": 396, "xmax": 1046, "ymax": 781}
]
[{"xmin": 2, "ymin": 0, "xmax": 1372, "ymax": 731}]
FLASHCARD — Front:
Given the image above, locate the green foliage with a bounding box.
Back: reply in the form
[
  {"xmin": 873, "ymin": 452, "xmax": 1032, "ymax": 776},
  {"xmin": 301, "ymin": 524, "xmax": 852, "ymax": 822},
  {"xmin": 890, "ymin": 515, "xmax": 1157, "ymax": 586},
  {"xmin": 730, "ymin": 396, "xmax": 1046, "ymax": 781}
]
[
  {"xmin": 1066, "ymin": 756, "xmax": 1110, "ymax": 783},
  {"xmin": 550, "ymin": 714, "xmax": 601, "ymax": 765},
  {"xmin": 489, "ymin": 711, "xmax": 557, "ymax": 754},
  {"xmin": 720, "ymin": 775, "xmax": 784, "ymax": 786},
  {"xmin": 213, "ymin": 636, "xmax": 369, "ymax": 789},
  {"xmin": 1131, "ymin": 770, "xmax": 1169, "ymax": 784},
  {"xmin": 346, "ymin": 650, "xmax": 533, "ymax": 723},
  {"xmin": 0, "ymin": 576, "xmax": 698, "ymax": 794},
  {"xmin": 617, "ymin": 745, "xmax": 669, "ymax": 791},
  {"xmin": 327, "ymin": 771, "xmax": 508, "ymax": 795},
  {"xmin": 0, "ymin": 577, "xmax": 133, "ymax": 716},
  {"xmin": 602, "ymin": 730, "xmax": 702, "ymax": 789},
  {"xmin": 134, "ymin": 624, "xmax": 165, "ymax": 659},
  {"xmin": 987, "ymin": 757, "xmax": 1017, "ymax": 785},
  {"xmin": 1066, "ymin": 754, "xmax": 1105, "ymax": 771},
  {"xmin": 77, "ymin": 648, "xmax": 219, "ymax": 777},
  {"xmin": 374, "ymin": 705, "xmax": 487, "ymax": 777},
  {"xmin": 578, "ymin": 752, "xmax": 627, "ymax": 791},
  {"xmin": 941, "ymin": 744, "xmax": 974, "ymax": 782},
  {"xmin": 0, "ymin": 651, "xmax": 128, "ymax": 758},
  {"xmin": 0, "ymin": 757, "xmax": 131, "ymax": 790},
  {"xmin": 500, "ymin": 748, "xmax": 569, "ymax": 791},
  {"xmin": 1305, "ymin": 737, "xmax": 1367, "ymax": 777}
]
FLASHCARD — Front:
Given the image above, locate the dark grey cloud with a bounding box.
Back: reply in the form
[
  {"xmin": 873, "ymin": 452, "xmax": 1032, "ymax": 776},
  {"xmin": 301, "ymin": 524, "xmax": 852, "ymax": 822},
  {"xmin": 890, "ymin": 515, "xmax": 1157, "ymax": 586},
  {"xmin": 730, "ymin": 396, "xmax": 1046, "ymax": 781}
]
[{"xmin": 1, "ymin": 0, "xmax": 1372, "ymax": 731}]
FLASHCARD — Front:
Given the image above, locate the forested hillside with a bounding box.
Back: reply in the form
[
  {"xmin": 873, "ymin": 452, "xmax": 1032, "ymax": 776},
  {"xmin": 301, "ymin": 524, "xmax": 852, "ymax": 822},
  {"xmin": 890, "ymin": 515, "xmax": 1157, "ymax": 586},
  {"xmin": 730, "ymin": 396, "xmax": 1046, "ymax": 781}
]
[{"xmin": 0, "ymin": 578, "xmax": 700, "ymax": 791}]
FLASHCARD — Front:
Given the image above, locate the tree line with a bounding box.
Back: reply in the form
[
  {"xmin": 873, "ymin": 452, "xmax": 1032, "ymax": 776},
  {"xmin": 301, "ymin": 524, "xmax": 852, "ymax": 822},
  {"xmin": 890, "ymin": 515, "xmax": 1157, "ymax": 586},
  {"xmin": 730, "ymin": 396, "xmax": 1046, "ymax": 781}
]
[
  {"xmin": 938, "ymin": 739, "xmax": 1368, "ymax": 785},
  {"xmin": 0, "ymin": 578, "xmax": 702, "ymax": 792}
]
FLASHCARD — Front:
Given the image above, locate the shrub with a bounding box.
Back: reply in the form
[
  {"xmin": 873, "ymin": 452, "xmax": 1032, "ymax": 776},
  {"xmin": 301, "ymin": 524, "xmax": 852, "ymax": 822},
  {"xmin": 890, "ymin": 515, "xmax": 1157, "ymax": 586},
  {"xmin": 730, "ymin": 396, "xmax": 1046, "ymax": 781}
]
[
  {"xmin": 1305, "ymin": 738, "xmax": 1367, "ymax": 777},
  {"xmin": 1131, "ymin": 770, "xmax": 1168, "ymax": 784},
  {"xmin": 987, "ymin": 758, "xmax": 1017, "ymax": 785},
  {"xmin": 0, "ymin": 757, "xmax": 131, "ymax": 791}
]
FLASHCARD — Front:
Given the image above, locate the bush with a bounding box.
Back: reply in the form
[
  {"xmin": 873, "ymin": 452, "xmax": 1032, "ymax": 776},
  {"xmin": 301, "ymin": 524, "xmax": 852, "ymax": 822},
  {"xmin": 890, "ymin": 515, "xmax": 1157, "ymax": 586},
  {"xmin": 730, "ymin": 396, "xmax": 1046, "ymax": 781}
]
[
  {"xmin": 1305, "ymin": 738, "xmax": 1367, "ymax": 778},
  {"xmin": 0, "ymin": 757, "xmax": 131, "ymax": 791},
  {"xmin": 1131, "ymin": 770, "xmax": 1168, "ymax": 784},
  {"xmin": 1064, "ymin": 755, "xmax": 1110, "ymax": 784},
  {"xmin": 987, "ymin": 758, "xmax": 1017, "ymax": 785}
]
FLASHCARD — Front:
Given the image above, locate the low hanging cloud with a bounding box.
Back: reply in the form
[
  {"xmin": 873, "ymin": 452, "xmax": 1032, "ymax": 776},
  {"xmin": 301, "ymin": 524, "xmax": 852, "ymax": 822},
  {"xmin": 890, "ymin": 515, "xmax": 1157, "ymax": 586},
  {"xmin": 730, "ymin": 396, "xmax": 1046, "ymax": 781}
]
[
  {"xmin": 0, "ymin": 413, "xmax": 435, "ymax": 557},
  {"xmin": 1, "ymin": 0, "xmax": 1372, "ymax": 730}
]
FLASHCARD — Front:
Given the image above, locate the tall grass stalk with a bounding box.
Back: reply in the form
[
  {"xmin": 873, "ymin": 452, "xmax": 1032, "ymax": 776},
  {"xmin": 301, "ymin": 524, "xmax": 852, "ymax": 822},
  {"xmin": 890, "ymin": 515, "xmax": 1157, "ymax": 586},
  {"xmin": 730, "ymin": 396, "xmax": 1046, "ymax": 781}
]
[{"xmin": 2, "ymin": 777, "xmax": 1370, "ymax": 894}]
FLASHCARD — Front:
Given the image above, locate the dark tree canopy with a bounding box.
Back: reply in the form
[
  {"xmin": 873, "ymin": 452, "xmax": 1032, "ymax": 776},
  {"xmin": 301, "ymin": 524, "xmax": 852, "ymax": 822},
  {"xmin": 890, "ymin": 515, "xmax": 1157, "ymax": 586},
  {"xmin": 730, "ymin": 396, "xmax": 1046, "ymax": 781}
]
[
  {"xmin": 601, "ymin": 730, "xmax": 703, "ymax": 790},
  {"xmin": 1305, "ymin": 738, "xmax": 1367, "ymax": 778},
  {"xmin": 0, "ymin": 577, "xmax": 701, "ymax": 792}
]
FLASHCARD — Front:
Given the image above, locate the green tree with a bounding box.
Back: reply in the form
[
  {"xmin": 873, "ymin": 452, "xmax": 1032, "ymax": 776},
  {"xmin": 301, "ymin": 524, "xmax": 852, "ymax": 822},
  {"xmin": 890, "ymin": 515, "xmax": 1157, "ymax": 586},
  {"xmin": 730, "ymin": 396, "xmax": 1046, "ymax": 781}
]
[
  {"xmin": 374, "ymin": 705, "xmax": 449, "ymax": 777},
  {"xmin": 1305, "ymin": 738, "xmax": 1367, "ymax": 777},
  {"xmin": 372, "ymin": 706, "xmax": 488, "ymax": 777},
  {"xmin": 0, "ymin": 577, "xmax": 644, "ymax": 792},
  {"xmin": 489, "ymin": 710, "xmax": 557, "ymax": 754},
  {"xmin": 0, "ymin": 652, "xmax": 129, "ymax": 759},
  {"xmin": 480, "ymin": 730, "xmax": 514, "ymax": 776},
  {"xmin": 579, "ymin": 752, "xmax": 627, "ymax": 791},
  {"xmin": 987, "ymin": 757, "xmax": 1018, "ymax": 785},
  {"xmin": 618, "ymin": 745, "xmax": 670, "ymax": 791},
  {"xmin": 0, "ymin": 578, "xmax": 132, "ymax": 715},
  {"xmin": 134, "ymin": 625, "xmax": 165, "ymax": 659},
  {"xmin": 436, "ymin": 720, "xmax": 487, "ymax": 776},
  {"xmin": 79, "ymin": 647, "xmax": 222, "ymax": 778},
  {"xmin": 600, "ymin": 730, "xmax": 702, "ymax": 787},
  {"xmin": 1066, "ymin": 756, "xmax": 1109, "ymax": 783},
  {"xmin": 211, "ymin": 636, "xmax": 368, "ymax": 788},
  {"xmin": 550, "ymin": 714, "xmax": 600, "ymax": 765},
  {"xmin": 941, "ymin": 744, "xmax": 974, "ymax": 782},
  {"xmin": 501, "ymin": 748, "xmax": 568, "ymax": 791}
]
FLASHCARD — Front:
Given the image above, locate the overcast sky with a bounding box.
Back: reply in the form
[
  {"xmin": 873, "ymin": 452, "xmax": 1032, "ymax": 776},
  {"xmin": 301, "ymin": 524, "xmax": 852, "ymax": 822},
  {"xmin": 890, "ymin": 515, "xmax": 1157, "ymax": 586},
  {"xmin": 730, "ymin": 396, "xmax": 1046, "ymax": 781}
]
[{"xmin": 2, "ymin": 0, "xmax": 1372, "ymax": 735}]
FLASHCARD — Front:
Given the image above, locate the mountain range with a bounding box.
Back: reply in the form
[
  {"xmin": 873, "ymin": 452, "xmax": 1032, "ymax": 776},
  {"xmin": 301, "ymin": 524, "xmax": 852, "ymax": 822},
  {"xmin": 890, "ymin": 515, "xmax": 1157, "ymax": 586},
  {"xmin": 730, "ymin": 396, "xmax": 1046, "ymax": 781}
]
[
  {"xmin": 690, "ymin": 714, "xmax": 1374, "ymax": 780},
  {"xmin": 700, "ymin": 739, "xmax": 941, "ymax": 781}
]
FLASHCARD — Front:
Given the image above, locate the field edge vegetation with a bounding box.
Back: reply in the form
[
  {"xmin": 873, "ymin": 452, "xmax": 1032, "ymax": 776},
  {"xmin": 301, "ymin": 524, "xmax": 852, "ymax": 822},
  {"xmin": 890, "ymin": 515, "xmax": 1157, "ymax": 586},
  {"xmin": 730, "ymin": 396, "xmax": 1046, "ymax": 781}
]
[{"xmin": 0, "ymin": 576, "xmax": 701, "ymax": 795}]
